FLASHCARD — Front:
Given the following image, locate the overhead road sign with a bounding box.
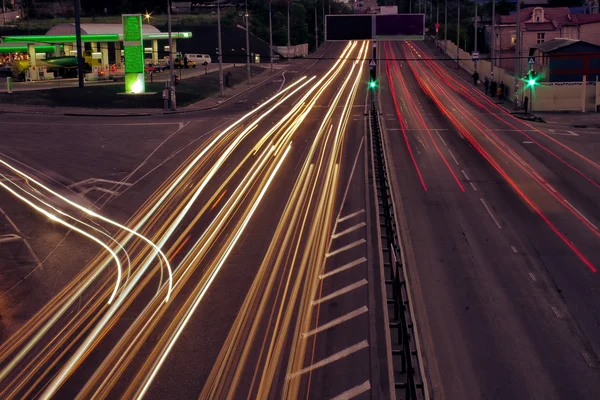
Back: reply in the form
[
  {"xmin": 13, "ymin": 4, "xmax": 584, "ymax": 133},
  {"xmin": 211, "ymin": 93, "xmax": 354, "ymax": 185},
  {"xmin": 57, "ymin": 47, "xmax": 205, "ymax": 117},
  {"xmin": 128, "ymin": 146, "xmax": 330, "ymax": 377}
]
[
  {"xmin": 528, "ymin": 56, "xmax": 536, "ymax": 64},
  {"xmin": 375, "ymin": 14, "xmax": 425, "ymax": 40},
  {"xmin": 326, "ymin": 14, "xmax": 425, "ymax": 41},
  {"xmin": 325, "ymin": 15, "xmax": 372, "ymax": 41}
]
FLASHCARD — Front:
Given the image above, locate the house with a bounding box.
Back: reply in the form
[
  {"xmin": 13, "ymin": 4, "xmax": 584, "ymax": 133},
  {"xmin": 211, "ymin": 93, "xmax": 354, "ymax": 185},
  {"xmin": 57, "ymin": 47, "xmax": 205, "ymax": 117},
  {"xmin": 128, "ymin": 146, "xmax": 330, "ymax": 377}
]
[
  {"xmin": 529, "ymin": 38, "xmax": 600, "ymax": 82},
  {"xmin": 491, "ymin": 6, "xmax": 600, "ymax": 74}
]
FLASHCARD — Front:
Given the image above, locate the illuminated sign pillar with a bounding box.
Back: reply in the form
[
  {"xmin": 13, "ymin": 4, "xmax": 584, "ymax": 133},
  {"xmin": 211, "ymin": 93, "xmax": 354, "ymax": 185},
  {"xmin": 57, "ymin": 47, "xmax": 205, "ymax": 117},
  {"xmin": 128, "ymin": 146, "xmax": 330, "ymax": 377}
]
[{"xmin": 122, "ymin": 14, "xmax": 145, "ymax": 94}]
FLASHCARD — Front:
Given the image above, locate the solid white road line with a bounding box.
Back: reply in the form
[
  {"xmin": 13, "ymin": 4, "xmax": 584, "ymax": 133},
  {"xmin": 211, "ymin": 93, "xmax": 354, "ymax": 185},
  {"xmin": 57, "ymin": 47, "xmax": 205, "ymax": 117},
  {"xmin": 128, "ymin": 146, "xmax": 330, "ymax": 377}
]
[
  {"xmin": 564, "ymin": 200, "xmax": 598, "ymax": 230},
  {"xmin": 337, "ymin": 209, "xmax": 365, "ymax": 223},
  {"xmin": 447, "ymin": 149, "xmax": 459, "ymax": 166},
  {"xmin": 551, "ymin": 306, "xmax": 561, "ymax": 319},
  {"xmin": 480, "ymin": 198, "xmax": 502, "ymax": 229},
  {"xmin": 286, "ymin": 340, "xmax": 369, "ymax": 380},
  {"xmin": 332, "ymin": 222, "xmax": 367, "ymax": 239},
  {"xmin": 326, "ymin": 239, "xmax": 366, "ymax": 258},
  {"xmin": 320, "ymin": 257, "xmax": 367, "ymax": 280},
  {"xmin": 313, "ymin": 279, "xmax": 368, "ymax": 305},
  {"xmin": 302, "ymin": 306, "xmax": 368, "ymax": 338},
  {"xmin": 331, "ymin": 381, "xmax": 372, "ymax": 400}
]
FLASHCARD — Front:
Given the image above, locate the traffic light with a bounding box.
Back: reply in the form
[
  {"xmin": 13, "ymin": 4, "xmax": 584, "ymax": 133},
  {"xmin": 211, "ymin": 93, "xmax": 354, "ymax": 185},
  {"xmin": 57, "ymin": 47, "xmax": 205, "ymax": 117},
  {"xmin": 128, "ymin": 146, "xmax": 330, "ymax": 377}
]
[
  {"xmin": 369, "ymin": 68, "xmax": 377, "ymax": 90},
  {"xmin": 526, "ymin": 70, "xmax": 538, "ymax": 87}
]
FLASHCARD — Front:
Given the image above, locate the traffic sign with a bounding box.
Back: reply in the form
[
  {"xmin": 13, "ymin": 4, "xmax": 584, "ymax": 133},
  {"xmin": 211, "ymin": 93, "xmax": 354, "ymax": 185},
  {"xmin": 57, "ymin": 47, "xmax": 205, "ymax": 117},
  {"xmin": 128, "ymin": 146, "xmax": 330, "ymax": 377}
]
[
  {"xmin": 369, "ymin": 59, "xmax": 377, "ymax": 68},
  {"xmin": 528, "ymin": 56, "xmax": 536, "ymax": 64},
  {"xmin": 472, "ymin": 51, "xmax": 479, "ymax": 61}
]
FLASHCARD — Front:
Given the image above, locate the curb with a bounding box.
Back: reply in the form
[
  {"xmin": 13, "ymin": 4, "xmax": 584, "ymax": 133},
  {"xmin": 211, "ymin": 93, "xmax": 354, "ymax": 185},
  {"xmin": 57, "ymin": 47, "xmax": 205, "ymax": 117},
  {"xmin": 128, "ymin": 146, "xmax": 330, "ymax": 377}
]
[{"xmin": 0, "ymin": 69, "xmax": 284, "ymax": 118}]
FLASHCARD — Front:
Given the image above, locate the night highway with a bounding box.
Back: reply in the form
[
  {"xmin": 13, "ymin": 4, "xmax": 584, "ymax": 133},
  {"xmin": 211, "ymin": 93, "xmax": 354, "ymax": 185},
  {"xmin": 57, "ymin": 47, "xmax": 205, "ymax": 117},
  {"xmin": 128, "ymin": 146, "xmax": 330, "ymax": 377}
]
[
  {"xmin": 0, "ymin": 41, "xmax": 390, "ymax": 399},
  {"xmin": 1, "ymin": 36, "xmax": 600, "ymax": 400}
]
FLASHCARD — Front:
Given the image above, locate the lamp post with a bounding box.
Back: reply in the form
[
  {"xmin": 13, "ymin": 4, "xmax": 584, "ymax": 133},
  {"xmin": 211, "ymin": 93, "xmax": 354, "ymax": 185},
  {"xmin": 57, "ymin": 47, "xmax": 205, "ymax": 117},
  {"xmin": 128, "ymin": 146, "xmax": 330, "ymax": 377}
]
[
  {"xmin": 515, "ymin": 0, "xmax": 522, "ymax": 107},
  {"xmin": 74, "ymin": 0, "xmax": 84, "ymax": 88},
  {"xmin": 217, "ymin": 1, "xmax": 224, "ymax": 97},
  {"xmin": 491, "ymin": 0, "xmax": 496, "ymax": 79},
  {"xmin": 167, "ymin": 0, "xmax": 174, "ymax": 98},
  {"xmin": 287, "ymin": 0, "xmax": 292, "ymax": 60},
  {"xmin": 444, "ymin": 0, "xmax": 447, "ymax": 54},
  {"xmin": 245, "ymin": 0, "xmax": 251, "ymax": 84},
  {"xmin": 474, "ymin": 0, "xmax": 478, "ymax": 72},
  {"xmin": 269, "ymin": 0, "xmax": 273, "ymax": 72},
  {"xmin": 456, "ymin": 0, "xmax": 460, "ymax": 69},
  {"xmin": 314, "ymin": 0, "xmax": 318, "ymax": 53}
]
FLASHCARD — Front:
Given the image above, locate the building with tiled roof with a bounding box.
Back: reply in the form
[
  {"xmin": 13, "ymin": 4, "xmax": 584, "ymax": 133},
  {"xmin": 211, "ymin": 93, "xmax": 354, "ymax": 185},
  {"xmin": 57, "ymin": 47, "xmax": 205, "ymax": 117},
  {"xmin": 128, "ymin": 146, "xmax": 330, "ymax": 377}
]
[{"xmin": 490, "ymin": 6, "xmax": 600, "ymax": 73}]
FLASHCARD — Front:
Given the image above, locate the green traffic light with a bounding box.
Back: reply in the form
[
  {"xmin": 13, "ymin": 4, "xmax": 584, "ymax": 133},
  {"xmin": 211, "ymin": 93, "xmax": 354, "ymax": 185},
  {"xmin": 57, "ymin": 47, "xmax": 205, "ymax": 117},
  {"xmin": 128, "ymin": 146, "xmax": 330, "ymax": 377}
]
[
  {"xmin": 369, "ymin": 81, "xmax": 377, "ymax": 89},
  {"xmin": 528, "ymin": 79, "xmax": 536, "ymax": 86}
]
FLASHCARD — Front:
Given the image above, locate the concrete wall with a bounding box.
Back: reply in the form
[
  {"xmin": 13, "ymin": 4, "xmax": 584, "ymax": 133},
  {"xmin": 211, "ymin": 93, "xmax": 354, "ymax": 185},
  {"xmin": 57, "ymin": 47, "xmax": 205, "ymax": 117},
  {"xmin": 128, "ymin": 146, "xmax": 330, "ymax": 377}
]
[
  {"xmin": 440, "ymin": 39, "xmax": 599, "ymax": 112},
  {"xmin": 275, "ymin": 44, "xmax": 309, "ymax": 59}
]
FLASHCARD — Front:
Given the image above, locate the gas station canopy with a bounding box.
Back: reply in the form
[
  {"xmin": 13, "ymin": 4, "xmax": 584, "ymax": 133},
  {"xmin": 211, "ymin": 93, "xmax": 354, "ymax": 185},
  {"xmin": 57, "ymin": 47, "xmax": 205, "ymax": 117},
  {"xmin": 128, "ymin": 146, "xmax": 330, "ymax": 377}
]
[{"xmin": 0, "ymin": 23, "xmax": 191, "ymax": 45}]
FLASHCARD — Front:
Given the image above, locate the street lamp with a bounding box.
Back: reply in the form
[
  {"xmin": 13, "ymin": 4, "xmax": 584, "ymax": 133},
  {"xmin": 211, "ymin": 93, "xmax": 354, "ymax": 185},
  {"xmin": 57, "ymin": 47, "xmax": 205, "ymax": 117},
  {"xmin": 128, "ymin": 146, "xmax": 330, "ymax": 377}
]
[
  {"xmin": 269, "ymin": 0, "xmax": 273, "ymax": 72},
  {"xmin": 167, "ymin": 0, "xmax": 175, "ymax": 108},
  {"xmin": 245, "ymin": 0, "xmax": 251, "ymax": 84},
  {"xmin": 217, "ymin": 1, "xmax": 224, "ymax": 97},
  {"xmin": 456, "ymin": 0, "xmax": 460, "ymax": 69},
  {"xmin": 314, "ymin": 0, "xmax": 318, "ymax": 54},
  {"xmin": 287, "ymin": 0, "xmax": 293, "ymax": 60}
]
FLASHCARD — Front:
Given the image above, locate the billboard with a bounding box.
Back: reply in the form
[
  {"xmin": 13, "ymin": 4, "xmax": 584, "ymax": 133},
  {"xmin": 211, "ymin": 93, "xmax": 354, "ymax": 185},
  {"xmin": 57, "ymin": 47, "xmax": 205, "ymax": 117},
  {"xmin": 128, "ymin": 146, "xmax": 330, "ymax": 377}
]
[
  {"xmin": 325, "ymin": 14, "xmax": 425, "ymax": 41},
  {"xmin": 376, "ymin": 14, "xmax": 425, "ymax": 40},
  {"xmin": 325, "ymin": 15, "xmax": 372, "ymax": 41}
]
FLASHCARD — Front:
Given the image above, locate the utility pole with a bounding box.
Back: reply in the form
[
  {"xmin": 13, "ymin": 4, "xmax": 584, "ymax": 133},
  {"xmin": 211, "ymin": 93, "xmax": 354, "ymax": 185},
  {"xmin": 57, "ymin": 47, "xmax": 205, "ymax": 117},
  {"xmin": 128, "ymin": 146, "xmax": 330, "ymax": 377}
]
[
  {"xmin": 436, "ymin": 0, "xmax": 439, "ymax": 46},
  {"xmin": 491, "ymin": 0, "xmax": 495, "ymax": 79},
  {"xmin": 74, "ymin": 0, "xmax": 84, "ymax": 88},
  {"xmin": 217, "ymin": 1, "xmax": 224, "ymax": 97},
  {"xmin": 167, "ymin": 0, "xmax": 176, "ymax": 109},
  {"xmin": 444, "ymin": 0, "xmax": 448, "ymax": 53},
  {"xmin": 245, "ymin": 0, "xmax": 250, "ymax": 84},
  {"xmin": 287, "ymin": 1, "xmax": 292, "ymax": 60},
  {"xmin": 314, "ymin": 0, "xmax": 318, "ymax": 53},
  {"xmin": 456, "ymin": 0, "xmax": 460, "ymax": 69},
  {"xmin": 269, "ymin": 0, "xmax": 273, "ymax": 73},
  {"xmin": 474, "ymin": 0, "xmax": 478, "ymax": 71},
  {"xmin": 515, "ymin": 0, "xmax": 521, "ymax": 107}
]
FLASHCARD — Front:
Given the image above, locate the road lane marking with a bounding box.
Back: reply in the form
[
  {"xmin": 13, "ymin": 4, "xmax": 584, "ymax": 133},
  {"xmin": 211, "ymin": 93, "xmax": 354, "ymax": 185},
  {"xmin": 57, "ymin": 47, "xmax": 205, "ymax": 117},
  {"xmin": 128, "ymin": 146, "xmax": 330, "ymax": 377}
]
[
  {"xmin": 460, "ymin": 169, "xmax": 477, "ymax": 191},
  {"xmin": 313, "ymin": 279, "xmax": 368, "ymax": 305},
  {"xmin": 528, "ymin": 273, "xmax": 537, "ymax": 282},
  {"xmin": 338, "ymin": 209, "xmax": 365, "ymax": 223},
  {"xmin": 68, "ymin": 178, "xmax": 133, "ymax": 188},
  {"xmin": 546, "ymin": 183, "xmax": 557, "ymax": 193},
  {"xmin": 582, "ymin": 352, "xmax": 595, "ymax": 367},
  {"xmin": 332, "ymin": 222, "xmax": 367, "ymax": 239},
  {"xmin": 326, "ymin": 239, "xmax": 366, "ymax": 258},
  {"xmin": 447, "ymin": 149, "xmax": 459, "ymax": 166},
  {"xmin": 331, "ymin": 381, "xmax": 371, "ymax": 400},
  {"xmin": 302, "ymin": 306, "xmax": 368, "ymax": 338},
  {"xmin": 522, "ymin": 141, "xmax": 533, "ymax": 144},
  {"xmin": 435, "ymin": 130, "xmax": 447, "ymax": 146},
  {"xmin": 480, "ymin": 198, "xmax": 502, "ymax": 229},
  {"xmin": 567, "ymin": 130, "xmax": 579, "ymax": 137},
  {"xmin": 511, "ymin": 246, "xmax": 518, "ymax": 253},
  {"xmin": 286, "ymin": 340, "xmax": 369, "ymax": 380},
  {"xmin": 320, "ymin": 257, "xmax": 367, "ymax": 279},
  {"xmin": 564, "ymin": 200, "xmax": 598, "ymax": 230},
  {"xmin": 551, "ymin": 306, "xmax": 561, "ymax": 319}
]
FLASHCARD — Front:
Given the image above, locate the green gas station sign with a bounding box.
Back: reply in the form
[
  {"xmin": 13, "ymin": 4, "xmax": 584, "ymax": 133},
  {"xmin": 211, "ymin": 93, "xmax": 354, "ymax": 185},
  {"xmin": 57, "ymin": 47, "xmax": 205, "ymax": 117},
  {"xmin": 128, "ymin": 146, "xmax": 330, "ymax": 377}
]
[{"xmin": 122, "ymin": 14, "xmax": 145, "ymax": 94}]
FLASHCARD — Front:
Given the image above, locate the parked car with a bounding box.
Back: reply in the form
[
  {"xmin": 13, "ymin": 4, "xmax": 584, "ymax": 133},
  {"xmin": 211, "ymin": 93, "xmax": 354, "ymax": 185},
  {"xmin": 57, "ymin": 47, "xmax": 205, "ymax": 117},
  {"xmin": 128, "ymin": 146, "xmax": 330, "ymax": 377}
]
[
  {"xmin": 174, "ymin": 58, "xmax": 196, "ymax": 69},
  {"xmin": 145, "ymin": 63, "xmax": 167, "ymax": 73}
]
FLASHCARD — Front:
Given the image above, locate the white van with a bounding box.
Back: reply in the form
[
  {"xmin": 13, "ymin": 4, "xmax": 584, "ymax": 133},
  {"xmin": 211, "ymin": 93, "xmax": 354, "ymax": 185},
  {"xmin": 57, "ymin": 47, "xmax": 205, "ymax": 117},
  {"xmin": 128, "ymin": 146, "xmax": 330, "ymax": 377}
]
[{"xmin": 186, "ymin": 54, "xmax": 212, "ymax": 66}]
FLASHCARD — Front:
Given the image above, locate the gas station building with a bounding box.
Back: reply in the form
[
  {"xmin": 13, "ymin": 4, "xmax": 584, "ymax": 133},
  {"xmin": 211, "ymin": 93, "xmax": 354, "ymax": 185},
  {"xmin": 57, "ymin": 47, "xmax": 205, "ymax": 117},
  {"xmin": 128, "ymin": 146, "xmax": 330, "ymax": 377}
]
[{"xmin": 0, "ymin": 23, "xmax": 192, "ymax": 80}]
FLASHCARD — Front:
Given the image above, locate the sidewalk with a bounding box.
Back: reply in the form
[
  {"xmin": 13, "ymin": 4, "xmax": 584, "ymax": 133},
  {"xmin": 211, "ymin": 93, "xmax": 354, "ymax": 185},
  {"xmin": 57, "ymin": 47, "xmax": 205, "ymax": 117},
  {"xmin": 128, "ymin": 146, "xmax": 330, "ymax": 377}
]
[
  {"xmin": 0, "ymin": 66, "xmax": 287, "ymax": 117},
  {"xmin": 421, "ymin": 39, "xmax": 600, "ymax": 127}
]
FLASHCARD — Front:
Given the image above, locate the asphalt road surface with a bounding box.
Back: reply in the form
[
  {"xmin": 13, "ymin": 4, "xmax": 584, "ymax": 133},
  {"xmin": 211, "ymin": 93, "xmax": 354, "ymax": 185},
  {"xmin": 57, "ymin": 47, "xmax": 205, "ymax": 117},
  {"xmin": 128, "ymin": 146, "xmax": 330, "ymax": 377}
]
[
  {"xmin": 379, "ymin": 40, "xmax": 600, "ymax": 399},
  {"xmin": 0, "ymin": 41, "xmax": 391, "ymax": 399}
]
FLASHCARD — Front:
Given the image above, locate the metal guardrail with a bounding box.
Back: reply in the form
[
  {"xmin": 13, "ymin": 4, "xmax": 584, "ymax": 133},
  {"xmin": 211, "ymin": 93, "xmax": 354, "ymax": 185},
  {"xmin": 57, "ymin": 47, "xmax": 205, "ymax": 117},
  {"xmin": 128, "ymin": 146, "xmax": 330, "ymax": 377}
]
[{"xmin": 370, "ymin": 99, "xmax": 425, "ymax": 400}]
